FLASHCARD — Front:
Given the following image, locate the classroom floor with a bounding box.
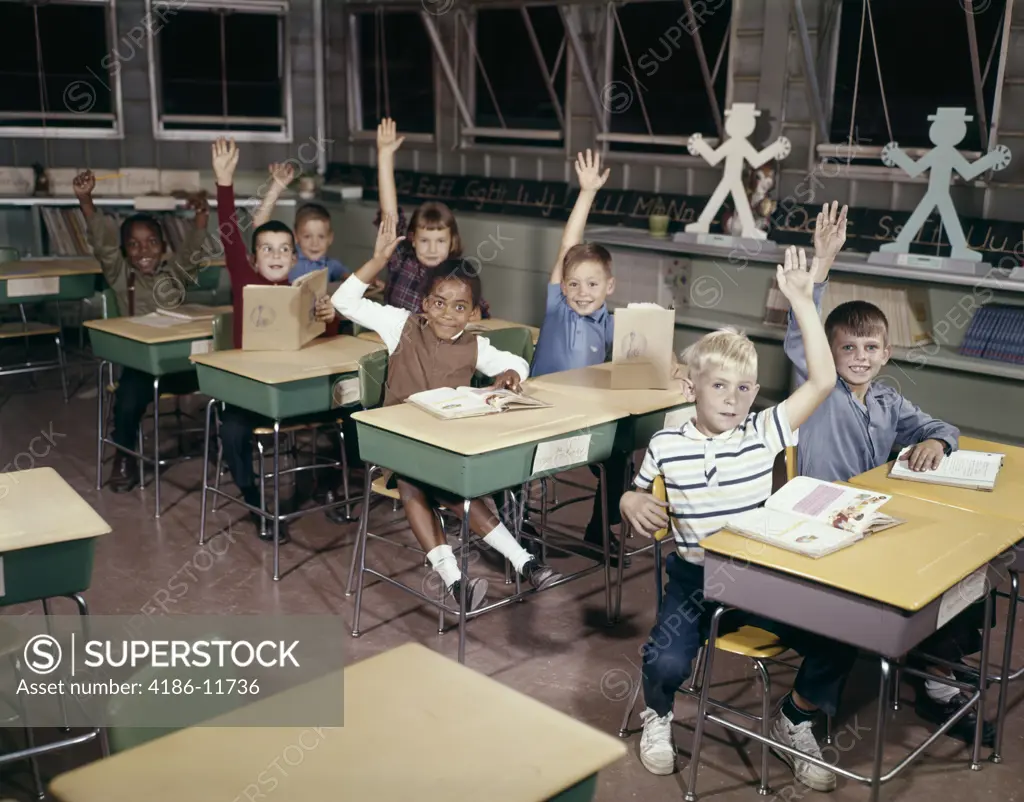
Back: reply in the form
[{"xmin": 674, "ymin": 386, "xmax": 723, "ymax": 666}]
[{"xmin": 2, "ymin": 363, "xmax": 1024, "ymax": 802}]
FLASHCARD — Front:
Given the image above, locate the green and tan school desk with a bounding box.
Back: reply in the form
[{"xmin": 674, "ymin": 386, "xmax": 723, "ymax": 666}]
[
  {"xmin": 49, "ymin": 642, "xmax": 626, "ymax": 802},
  {"xmin": 526, "ymin": 364, "xmax": 691, "ymax": 620},
  {"xmin": 356, "ymin": 317, "xmax": 541, "ymax": 346},
  {"xmin": 0, "ymin": 257, "xmax": 101, "ymax": 304},
  {"xmin": 693, "ymin": 491, "xmax": 1020, "ymax": 802},
  {"xmin": 191, "ymin": 336, "xmax": 385, "ymax": 580},
  {"xmin": 0, "ymin": 467, "xmax": 110, "ymax": 767},
  {"xmin": 849, "ymin": 436, "xmax": 1024, "ymax": 763},
  {"xmin": 351, "ymin": 389, "xmax": 627, "ymax": 663},
  {"xmin": 85, "ymin": 308, "xmax": 233, "ymax": 519}
]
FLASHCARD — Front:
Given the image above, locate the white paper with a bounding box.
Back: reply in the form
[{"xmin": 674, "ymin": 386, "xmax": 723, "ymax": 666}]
[
  {"xmin": 664, "ymin": 405, "xmax": 696, "ymax": 430},
  {"xmin": 891, "ymin": 448, "xmax": 1003, "ymax": 485},
  {"xmin": 332, "ymin": 377, "xmax": 360, "ymax": 407},
  {"xmin": 6, "ymin": 277, "xmax": 59, "ymax": 298},
  {"xmin": 131, "ymin": 313, "xmax": 187, "ymax": 329},
  {"xmin": 937, "ymin": 567, "xmax": 988, "ymax": 629},
  {"xmin": 190, "ymin": 339, "xmax": 212, "ymax": 355},
  {"xmin": 532, "ymin": 434, "xmax": 591, "ymax": 474}
]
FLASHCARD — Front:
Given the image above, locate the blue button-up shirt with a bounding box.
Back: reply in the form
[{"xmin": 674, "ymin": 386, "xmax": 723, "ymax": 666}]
[
  {"xmin": 784, "ymin": 282, "xmax": 959, "ymax": 482},
  {"xmin": 289, "ymin": 247, "xmax": 349, "ymax": 283},
  {"xmin": 531, "ymin": 284, "xmax": 614, "ymax": 377}
]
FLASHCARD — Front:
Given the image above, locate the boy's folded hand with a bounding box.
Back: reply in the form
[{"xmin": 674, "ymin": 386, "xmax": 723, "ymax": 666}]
[
  {"xmin": 314, "ymin": 295, "xmax": 336, "ymax": 323},
  {"xmin": 620, "ymin": 491, "xmax": 669, "ymax": 539},
  {"xmin": 900, "ymin": 439, "xmax": 945, "ymax": 472},
  {"xmin": 489, "ymin": 369, "xmax": 521, "ymax": 394}
]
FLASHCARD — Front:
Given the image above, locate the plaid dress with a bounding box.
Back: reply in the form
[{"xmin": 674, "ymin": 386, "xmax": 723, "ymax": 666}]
[{"xmin": 375, "ymin": 208, "xmax": 490, "ymax": 318}]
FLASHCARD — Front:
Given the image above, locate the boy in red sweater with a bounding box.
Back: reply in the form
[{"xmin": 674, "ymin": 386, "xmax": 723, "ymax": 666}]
[{"xmin": 212, "ymin": 137, "xmax": 339, "ymax": 542}]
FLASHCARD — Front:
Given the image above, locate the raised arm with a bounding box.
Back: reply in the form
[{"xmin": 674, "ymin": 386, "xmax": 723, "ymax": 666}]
[
  {"xmin": 776, "ymin": 247, "xmax": 837, "ymax": 429},
  {"xmin": 550, "ymin": 150, "xmax": 610, "ymax": 284},
  {"xmin": 376, "ymin": 118, "xmax": 404, "ymax": 220},
  {"xmin": 73, "ymin": 170, "xmax": 125, "ymax": 284},
  {"xmin": 251, "ymin": 162, "xmax": 295, "ymax": 228},
  {"xmin": 211, "ymin": 137, "xmax": 252, "ymax": 287}
]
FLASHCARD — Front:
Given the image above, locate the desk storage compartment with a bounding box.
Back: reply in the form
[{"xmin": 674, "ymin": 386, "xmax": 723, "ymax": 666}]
[
  {"xmin": 196, "ymin": 364, "xmax": 355, "ymax": 419},
  {"xmin": 0, "ymin": 273, "xmax": 96, "ymax": 304},
  {"xmin": 90, "ymin": 329, "xmax": 209, "ymax": 376},
  {"xmin": 0, "ymin": 537, "xmax": 96, "ymax": 606}
]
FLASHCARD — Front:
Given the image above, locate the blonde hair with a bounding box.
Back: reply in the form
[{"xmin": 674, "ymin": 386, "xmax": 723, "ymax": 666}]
[{"xmin": 682, "ymin": 327, "xmax": 758, "ymax": 379}]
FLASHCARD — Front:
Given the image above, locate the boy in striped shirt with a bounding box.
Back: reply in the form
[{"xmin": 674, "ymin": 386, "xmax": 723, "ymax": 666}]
[{"xmin": 620, "ymin": 247, "xmax": 856, "ymax": 792}]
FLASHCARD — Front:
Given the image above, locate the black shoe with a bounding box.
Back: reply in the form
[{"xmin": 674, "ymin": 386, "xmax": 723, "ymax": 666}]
[
  {"xmin": 108, "ymin": 453, "xmax": 139, "ymax": 493},
  {"xmin": 243, "ymin": 488, "xmax": 291, "ymax": 544},
  {"xmin": 915, "ymin": 692, "xmax": 996, "ymax": 747},
  {"xmin": 323, "ymin": 490, "xmax": 354, "ymax": 525},
  {"xmin": 448, "ymin": 577, "xmax": 488, "ymax": 612},
  {"xmin": 522, "ymin": 559, "xmax": 561, "ymax": 591},
  {"xmin": 584, "ymin": 522, "xmax": 631, "ymax": 568}
]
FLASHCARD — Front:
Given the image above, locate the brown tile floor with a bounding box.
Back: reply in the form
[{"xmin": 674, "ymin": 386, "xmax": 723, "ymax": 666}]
[{"xmin": 1, "ymin": 366, "xmax": 1023, "ymax": 802}]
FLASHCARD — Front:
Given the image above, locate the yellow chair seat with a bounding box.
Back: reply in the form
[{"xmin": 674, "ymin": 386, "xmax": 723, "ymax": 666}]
[
  {"xmin": 712, "ymin": 626, "xmax": 786, "ymax": 659},
  {"xmin": 252, "ymin": 417, "xmax": 344, "ymax": 437},
  {"xmin": 105, "ymin": 382, "xmax": 196, "ymax": 401},
  {"xmin": 371, "ymin": 473, "xmax": 400, "ymax": 500},
  {"xmin": 0, "ymin": 321, "xmax": 59, "ymax": 339}
]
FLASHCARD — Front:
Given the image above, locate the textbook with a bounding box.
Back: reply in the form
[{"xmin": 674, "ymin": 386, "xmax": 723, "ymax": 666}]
[
  {"xmin": 725, "ymin": 476, "xmax": 903, "ymax": 558},
  {"xmin": 406, "ymin": 387, "xmax": 551, "ymax": 420},
  {"xmin": 888, "ymin": 447, "xmax": 1005, "ymax": 491}
]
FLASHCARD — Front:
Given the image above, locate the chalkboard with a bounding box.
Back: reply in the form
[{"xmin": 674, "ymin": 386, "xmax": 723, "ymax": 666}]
[{"xmin": 326, "ymin": 162, "xmax": 1024, "ymax": 267}]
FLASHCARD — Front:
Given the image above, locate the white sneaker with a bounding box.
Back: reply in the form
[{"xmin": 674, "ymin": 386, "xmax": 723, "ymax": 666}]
[
  {"xmin": 639, "ymin": 708, "xmax": 676, "ymax": 775},
  {"xmin": 770, "ymin": 710, "xmax": 837, "ymax": 792}
]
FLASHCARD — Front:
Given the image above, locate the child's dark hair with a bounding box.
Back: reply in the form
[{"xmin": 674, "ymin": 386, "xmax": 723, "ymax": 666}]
[
  {"xmin": 563, "ymin": 243, "xmax": 613, "ymax": 279},
  {"xmin": 251, "ymin": 220, "xmax": 296, "ymax": 254},
  {"xmin": 825, "ymin": 301, "xmax": 889, "ymax": 344},
  {"xmin": 119, "ymin": 214, "xmax": 165, "ymax": 257},
  {"xmin": 294, "ymin": 203, "xmax": 332, "ymax": 230},
  {"xmin": 408, "ymin": 201, "xmax": 462, "ymax": 258},
  {"xmin": 421, "ymin": 258, "xmax": 482, "ymax": 309}
]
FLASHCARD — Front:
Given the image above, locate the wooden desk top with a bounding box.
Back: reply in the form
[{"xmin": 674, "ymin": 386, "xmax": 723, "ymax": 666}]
[
  {"xmin": 84, "ymin": 307, "xmax": 232, "ymax": 344},
  {"xmin": 701, "ymin": 489, "xmax": 1022, "ymax": 612},
  {"xmin": 49, "ymin": 642, "xmax": 626, "ymax": 802},
  {"xmin": 0, "ymin": 468, "xmax": 111, "ymax": 550},
  {"xmin": 0, "ymin": 257, "xmax": 102, "ymax": 279},
  {"xmin": 353, "ymin": 387, "xmax": 627, "ymax": 456},
  {"xmin": 357, "ymin": 318, "xmax": 541, "ymax": 346},
  {"xmin": 527, "ymin": 364, "xmax": 689, "ymax": 416},
  {"xmin": 849, "ymin": 437, "xmax": 1024, "ymax": 522},
  {"xmin": 191, "ymin": 336, "xmax": 384, "ymax": 384}
]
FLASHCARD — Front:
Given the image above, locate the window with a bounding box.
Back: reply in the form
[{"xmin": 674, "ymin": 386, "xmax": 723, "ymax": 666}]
[
  {"xmin": 604, "ymin": 0, "xmax": 732, "ymax": 153},
  {"xmin": 830, "ymin": 0, "xmax": 1007, "ymax": 153},
  {"xmin": 350, "ymin": 10, "xmax": 435, "ymax": 137},
  {"xmin": 149, "ymin": 0, "xmax": 290, "ymax": 141},
  {"xmin": 0, "ymin": 0, "xmax": 120, "ymax": 138},
  {"xmin": 470, "ymin": 6, "xmax": 566, "ymax": 146}
]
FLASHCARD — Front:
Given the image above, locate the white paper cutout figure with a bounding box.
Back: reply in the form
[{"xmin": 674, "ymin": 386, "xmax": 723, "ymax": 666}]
[
  {"xmin": 879, "ymin": 108, "xmax": 1011, "ymax": 262},
  {"xmin": 685, "ymin": 104, "xmax": 791, "ymax": 240}
]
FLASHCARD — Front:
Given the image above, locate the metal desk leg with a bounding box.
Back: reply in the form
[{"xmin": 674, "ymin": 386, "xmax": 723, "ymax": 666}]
[
  {"xmin": 870, "ymin": 658, "xmax": 892, "ymax": 802},
  {"xmin": 350, "ymin": 464, "xmax": 377, "ymax": 620},
  {"xmin": 685, "ymin": 605, "xmax": 727, "ymax": 802},
  {"xmin": 272, "ymin": 421, "xmax": 282, "ymax": 582},
  {"xmin": 151, "ymin": 375, "xmax": 161, "ymax": 518},
  {"xmin": 971, "ymin": 589, "xmax": 994, "ymax": 771},
  {"xmin": 596, "ymin": 464, "xmax": 612, "ymax": 625},
  {"xmin": 94, "ymin": 361, "xmax": 106, "ymax": 490},
  {"xmin": 198, "ymin": 399, "xmax": 215, "ymax": 546},
  {"xmin": 993, "ymin": 569, "xmax": 1019, "ymax": 763},
  {"xmin": 457, "ymin": 497, "xmax": 472, "ymax": 665}
]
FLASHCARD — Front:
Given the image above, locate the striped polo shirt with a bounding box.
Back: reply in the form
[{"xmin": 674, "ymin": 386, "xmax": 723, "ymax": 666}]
[{"xmin": 635, "ymin": 403, "xmax": 796, "ymax": 564}]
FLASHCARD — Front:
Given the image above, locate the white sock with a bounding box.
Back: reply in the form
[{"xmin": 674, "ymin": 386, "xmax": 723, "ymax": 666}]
[
  {"xmin": 483, "ymin": 523, "xmax": 533, "ymax": 573},
  {"xmin": 924, "ymin": 674, "xmax": 959, "ymax": 703},
  {"xmin": 426, "ymin": 545, "xmax": 461, "ymax": 588}
]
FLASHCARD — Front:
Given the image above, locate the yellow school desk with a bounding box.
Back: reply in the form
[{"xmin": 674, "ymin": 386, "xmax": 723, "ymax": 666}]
[
  {"xmin": 49, "ymin": 642, "xmax": 627, "ymax": 802},
  {"xmin": 351, "ymin": 389, "xmax": 628, "ymax": 663},
  {"xmin": 849, "ymin": 436, "xmax": 1024, "ymax": 762},
  {"xmin": 691, "ymin": 492, "xmax": 1020, "ymax": 802},
  {"xmin": 356, "ymin": 317, "xmax": 541, "ymax": 345},
  {"xmin": 0, "ymin": 467, "xmax": 111, "ymax": 769},
  {"xmin": 527, "ymin": 364, "xmax": 692, "ymax": 619},
  {"xmin": 85, "ymin": 308, "xmax": 232, "ymax": 518},
  {"xmin": 191, "ymin": 336, "xmax": 385, "ymax": 580}
]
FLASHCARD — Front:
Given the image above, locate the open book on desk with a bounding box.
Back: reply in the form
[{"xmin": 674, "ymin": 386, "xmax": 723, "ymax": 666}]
[
  {"xmin": 725, "ymin": 477, "xmax": 904, "ymax": 558},
  {"xmin": 406, "ymin": 387, "xmax": 551, "ymax": 420},
  {"xmin": 156, "ymin": 304, "xmax": 216, "ymax": 321},
  {"xmin": 888, "ymin": 447, "xmax": 1005, "ymax": 491}
]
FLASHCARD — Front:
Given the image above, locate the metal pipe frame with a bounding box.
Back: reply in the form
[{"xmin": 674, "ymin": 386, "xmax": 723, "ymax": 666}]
[
  {"xmin": 420, "ymin": 9, "xmax": 475, "ymax": 128},
  {"xmin": 790, "ymin": 0, "xmax": 830, "ymax": 143},
  {"xmin": 682, "ymin": 0, "xmax": 724, "ymax": 140},
  {"xmin": 559, "ymin": 4, "xmax": 607, "ymax": 134},
  {"xmin": 986, "ymin": 0, "xmax": 1014, "ymax": 152},
  {"xmin": 964, "ymin": 0, "xmax": 991, "ymax": 152}
]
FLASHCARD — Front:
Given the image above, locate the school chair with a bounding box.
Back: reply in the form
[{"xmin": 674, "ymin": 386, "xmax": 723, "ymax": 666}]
[
  {"xmin": 202, "ymin": 311, "xmax": 357, "ymax": 544},
  {"xmin": 0, "ymin": 246, "xmax": 69, "ymax": 403},
  {"xmin": 618, "ymin": 475, "xmax": 832, "ymax": 797}
]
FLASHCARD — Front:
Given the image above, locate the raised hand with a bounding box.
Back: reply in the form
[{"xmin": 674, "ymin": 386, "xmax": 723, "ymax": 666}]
[
  {"xmin": 575, "ymin": 149, "xmax": 610, "ymax": 192},
  {"xmin": 376, "ymin": 118, "xmax": 405, "ymax": 158},
  {"xmin": 373, "ymin": 213, "xmax": 405, "ymax": 262},
  {"xmin": 72, "ymin": 170, "xmax": 96, "ymax": 201},
  {"xmin": 775, "ymin": 246, "xmax": 813, "ymax": 304},
  {"xmin": 490, "ymin": 369, "xmax": 522, "ymax": 394},
  {"xmin": 186, "ymin": 192, "xmax": 210, "ymax": 229},
  {"xmin": 811, "ymin": 201, "xmax": 848, "ymax": 280},
  {"xmin": 314, "ymin": 294, "xmax": 337, "ymax": 323},
  {"xmin": 268, "ymin": 162, "xmax": 296, "ymax": 191},
  {"xmin": 211, "ymin": 138, "xmax": 239, "ymax": 186}
]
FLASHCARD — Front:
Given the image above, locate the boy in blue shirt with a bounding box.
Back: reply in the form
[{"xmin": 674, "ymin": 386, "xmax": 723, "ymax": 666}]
[{"xmin": 785, "ymin": 201, "xmax": 994, "ymax": 747}]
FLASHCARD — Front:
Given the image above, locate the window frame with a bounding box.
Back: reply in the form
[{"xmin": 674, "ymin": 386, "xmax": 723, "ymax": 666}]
[
  {"xmin": 345, "ymin": 5, "xmax": 438, "ymax": 146},
  {"xmin": 146, "ymin": 0, "xmax": 294, "ymax": 143},
  {"xmin": 595, "ymin": 0, "xmax": 738, "ymax": 159},
  {"xmin": 815, "ymin": 0, "xmax": 1013, "ymax": 168},
  {"xmin": 0, "ymin": 0, "xmax": 124, "ymax": 140}
]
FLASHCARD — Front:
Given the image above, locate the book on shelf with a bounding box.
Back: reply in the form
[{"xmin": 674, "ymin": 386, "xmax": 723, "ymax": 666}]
[
  {"xmin": 888, "ymin": 447, "xmax": 1005, "ymax": 491},
  {"xmin": 959, "ymin": 304, "xmax": 1024, "ymax": 365},
  {"xmin": 762, "ymin": 279, "xmax": 933, "ymax": 349},
  {"xmin": 725, "ymin": 476, "xmax": 903, "ymax": 558},
  {"xmin": 39, "ymin": 206, "xmax": 202, "ymax": 259},
  {"xmin": 406, "ymin": 387, "xmax": 551, "ymax": 420}
]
